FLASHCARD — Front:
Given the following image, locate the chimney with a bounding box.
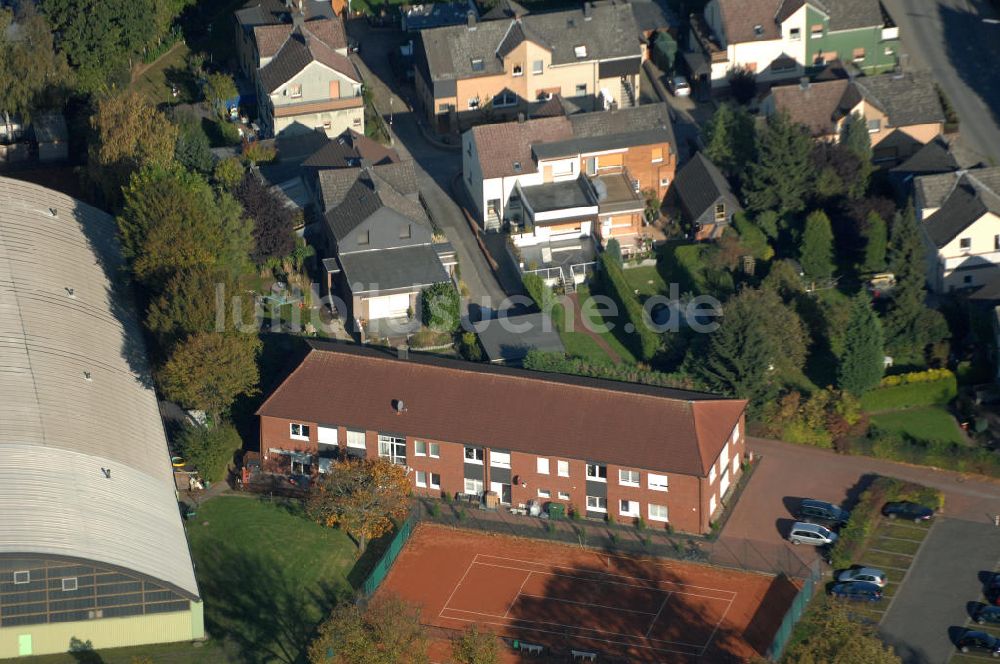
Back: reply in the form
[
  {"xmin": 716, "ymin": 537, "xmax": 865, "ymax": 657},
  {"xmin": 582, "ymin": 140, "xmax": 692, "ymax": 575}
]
[
  {"xmin": 467, "ymin": 10, "xmax": 477, "ymax": 30},
  {"xmin": 397, "ymin": 345, "xmax": 409, "ymax": 360},
  {"xmin": 517, "ymin": 112, "xmax": 525, "ymax": 123},
  {"xmin": 799, "ymin": 76, "xmax": 810, "ymax": 91},
  {"xmin": 583, "ymin": 2, "xmax": 592, "ymax": 19},
  {"xmin": 292, "ymin": 10, "xmax": 305, "ymax": 27}
]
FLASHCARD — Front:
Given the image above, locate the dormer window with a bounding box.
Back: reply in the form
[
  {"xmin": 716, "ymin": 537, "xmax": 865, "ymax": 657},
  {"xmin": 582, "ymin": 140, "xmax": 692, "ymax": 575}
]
[
  {"xmin": 574, "ymin": 45, "xmax": 587, "ymax": 58},
  {"xmin": 471, "ymin": 58, "xmax": 485, "ymax": 72},
  {"xmin": 753, "ymin": 24, "xmax": 764, "ymax": 37},
  {"xmin": 715, "ymin": 203, "xmax": 726, "ymax": 223},
  {"xmin": 513, "ymin": 64, "xmax": 523, "ymax": 77},
  {"xmin": 288, "ymin": 83, "xmax": 302, "ymax": 98},
  {"xmin": 513, "ymin": 161, "xmax": 522, "ymax": 172}
]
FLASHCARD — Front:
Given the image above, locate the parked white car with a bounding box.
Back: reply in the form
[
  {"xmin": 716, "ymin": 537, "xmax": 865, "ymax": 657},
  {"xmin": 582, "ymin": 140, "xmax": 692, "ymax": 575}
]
[
  {"xmin": 788, "ymin": 521, "xmax": 838, "ymax": 546},
  {"xmin": 669, "ymin": 76, "xmax": 691, "ymax": 97}
]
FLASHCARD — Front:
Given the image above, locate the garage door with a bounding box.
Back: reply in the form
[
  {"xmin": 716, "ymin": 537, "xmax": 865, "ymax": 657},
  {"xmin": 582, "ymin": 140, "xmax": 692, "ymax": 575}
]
[{"xmin": 367, "ymin": 293, "xmax": 410, "ymax": 319}]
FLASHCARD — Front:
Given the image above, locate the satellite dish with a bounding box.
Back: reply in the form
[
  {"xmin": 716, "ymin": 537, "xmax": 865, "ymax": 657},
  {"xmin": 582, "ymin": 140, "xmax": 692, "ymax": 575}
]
[{"xmin": 393, "ymin": 399, "xmax": 406, "ymax": 414}]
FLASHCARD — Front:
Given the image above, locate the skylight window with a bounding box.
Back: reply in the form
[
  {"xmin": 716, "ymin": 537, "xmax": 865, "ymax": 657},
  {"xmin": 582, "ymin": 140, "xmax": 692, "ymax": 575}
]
[
  {"xmin": 574, "ymin": 45, "xmax": 587, "ymax": 58},
  {"xmin": 471, "ymin": 58, "xmax": 485, "ymax": 72}
]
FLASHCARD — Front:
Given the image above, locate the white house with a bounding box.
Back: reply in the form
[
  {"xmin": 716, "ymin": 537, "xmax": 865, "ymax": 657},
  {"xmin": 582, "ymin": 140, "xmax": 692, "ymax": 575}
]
[{"xmin": 914, "ymin": 168, "xmax": 1000, "ymax": 292}]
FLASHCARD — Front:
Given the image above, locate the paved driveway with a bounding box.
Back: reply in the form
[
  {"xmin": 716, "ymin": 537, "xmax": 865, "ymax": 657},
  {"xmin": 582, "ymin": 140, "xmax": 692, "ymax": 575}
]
[
  {"xmin": 720, "ymin": 438, "xmax": 1000, "ymax": 565},
  {"xmin": 880, "ymin": 518, "xmax": 1000, "ymax": 664},
  {"xmin": 882, "ymin": 0, "xmax": 1000, "ymax": 165}
]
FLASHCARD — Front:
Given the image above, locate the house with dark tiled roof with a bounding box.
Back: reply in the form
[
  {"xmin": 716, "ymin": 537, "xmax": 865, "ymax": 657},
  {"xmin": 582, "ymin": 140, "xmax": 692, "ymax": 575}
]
[
  {"xmin": 415, "ymin": 0, "xmax": 644, "ymax": 131},
  {"xmin": 913, "ymin": 167, "xmax": 1000, "ymax": 292},
  {"xmin": 760, "ymin": 72, "xmax": 945, "ymax": 160},
  {"xmin": 693, "ymin": 0, "xmax": 899, "ymax": 88},
  {"xmin": 462, "ymin": 104, "xmax": 675, "ymax": 262},
  {"xmin": 670, "ymin": 152, "xmax": 741, "ymax": 240},
  {"xmin": 256, "ymin": 341, "xmax": 748, "ymax": 534},
  {"xmin": 236, "ymin": 1, "xmax": 363, "ymax": 138}
]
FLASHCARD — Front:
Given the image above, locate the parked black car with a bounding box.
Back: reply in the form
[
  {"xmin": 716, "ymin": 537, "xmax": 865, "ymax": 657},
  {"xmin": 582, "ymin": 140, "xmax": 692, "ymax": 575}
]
[
  {"xmin": 881, "ymin": 501, "xmax": 934, "ymax": 521},
  {"xmin": 988, "ymin": 573, "xmax": 1000, "ymax": 606},
  {"xmin": 829, "ymin": 581, "xmax": 883, "ymax": 602},
  {"xmin": 975, "ymin": 605, "xmax": 1000, "ymax": 625},
  {"xmin": 956, "ymin": 630, "xmax": 1000, "ymax": 656},
  {"xmin": 798, "ymin": 499, "xmax": 851, "ymax": 525}
]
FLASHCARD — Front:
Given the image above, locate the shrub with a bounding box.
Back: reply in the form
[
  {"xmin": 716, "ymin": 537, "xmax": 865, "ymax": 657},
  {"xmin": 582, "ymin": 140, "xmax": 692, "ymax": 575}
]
[
  {"xmin": 860, "ymin": 372, "xmax": 957, "ymax": 411},
  {"xmin": 597, "ymin": 253, "xmax": 660, "ymax": 360},
  {"xmin": 420, "ymin": 282, "xmax": 461, "ymax": 332},
  {"xmin": 243, "ymin": 141, "xmax": 277, "ymax": 164},
  {"xmin": 732, "ymin": 211, "xmax": 774, "ymax": 260},
  {"xmin": 635, "ymin": 517, "xmax": 647, "ymax": 531},
  {"xmin": 175, "ymin": 421, "xmax": 242, "ymax": 483},
  {"xmin": 857, "ymin": 430, "xmax": 1000, "ymax": 477}
]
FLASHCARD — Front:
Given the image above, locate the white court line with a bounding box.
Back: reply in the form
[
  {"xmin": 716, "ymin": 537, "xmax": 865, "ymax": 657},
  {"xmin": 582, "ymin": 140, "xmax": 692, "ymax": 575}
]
[
  {"xmin": 516, "ymin": 592, "xmax": 659, "ymax": 615},
  {"xmin": 700, "ymin": 595, "xmax": 736, "ymax": 657},
  {"xmin": 439, "ymin": 554, "xmax": 479, "ymax": 617},
  {"xmin": 504, "ymin": 571, "xmax": 532, "ymax": 618},
  {"xmin": 473, "ymin": 554, "xmax": 738, "ymax": 598},
  {"xmin": 439, "ymin": 606, "xmax": 712, "ymax": 649},
  {"xmin": 646, "ymin": 591, "xmax": 672, "ymax": 637},
  {"xmin": 470, "ymin": 560, "xmax": 736, "ymax": 601}
]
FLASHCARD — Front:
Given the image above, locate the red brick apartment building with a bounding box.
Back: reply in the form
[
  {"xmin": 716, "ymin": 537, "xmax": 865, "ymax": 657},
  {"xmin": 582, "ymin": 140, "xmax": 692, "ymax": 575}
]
[{"xmin": 256, "ymin": 342, "xmax": 748, "ymax": 534}]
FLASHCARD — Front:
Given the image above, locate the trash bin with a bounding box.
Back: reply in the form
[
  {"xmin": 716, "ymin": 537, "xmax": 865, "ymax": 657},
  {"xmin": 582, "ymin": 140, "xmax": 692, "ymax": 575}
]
[{"xmin": 547, "ymin": 503, "xmax": 565, "ymax": 520}]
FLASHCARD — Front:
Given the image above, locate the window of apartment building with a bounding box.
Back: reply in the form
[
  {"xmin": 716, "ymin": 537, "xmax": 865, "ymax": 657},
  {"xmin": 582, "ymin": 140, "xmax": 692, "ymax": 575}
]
[
  {"xmin": 632, "ymin": 179, "xmax": 641, "ymax": 193},
  {"xmin": 428, "ymin": 443, "xmax": 440, "ymax": 458},
  {"xmin": 853, "ymin": 47, "xmax": 866, "ymax": 62},
  {"xmin": 322, "ymin": 118, "xmax": 332, "ymax": 130},
  {"xmin": 648, "ymin": 473, "xmax": 669, "ymax": 491},
  {"xmin": 710, "ymin": 494, "xmax": 717, "ymax": 515},
  {"xmin": 378, "ymin": 434, "xmax": 406, "ymax": 465},
  {"xmin": 651, "ymin": 147, "xmax": 663, "ymax": 163},
  {"xmin": 574, "ymin": 45, "xmax": 587, "ymax": 58},
  {"xmin": 714, "ymin": 203, "xmax": 726, "ymax": 223},
  {"xmin": 465, "ymin": 446, "xmax": 484, "ymax": 463},
  {"xmin": 400, "ymin": 224, "xmax": 411, "ymax": 239},
  {"xmin": 620, "ymin": 499, "xmax": 639, "ymax": 517},
  {"xmin": 415, "ymin": 441, "xmax": 427, "ymax": 456},
  {"xmin": 493, "ymin": 91, "xmax": 517, "ymax": 107},
  {"xmin": 430, "ymin": 473, "xmax": 441, "ymax": 489},
  {"xmin": 358, "ymin": 230, "xmax": 369, "ymax": 246},
  {"xmin": 557, "ymin": 459, "xmax": 569, "ymax": 477},
  {"xmin": 353, "ymin": 117, "xmax": 362, "ymax": 127},
  {"xmin": 586, "ymin": 496, "xmax": 607, "ymax": 512},
  {"xmin": 867, "ymin": 118, "xmax": 881, "ymax": 133},
  {"xmin": 346, "ymin": 429, "xmax": 366, "ymax": 450},
  {"xmin": 575, "ymin": 83, "xmax": 587, "ymax": 96},
  {"xmin": 720, "ymin": 467, "xmax": 731, "ymax": 494},
  {"xmin": 490, "ymin": 450, "xmax": 511, "ymax": 468},
  {"xmin": 648, "ymin": 504, "xmax": 669, "ymax": 522},
  {"xmin": 415, "ymin": 471, "xmax": 427, "ymax": 487},
  {"xmin": 465, "ymin": 478, "xmax": 484, "ymax": 495},
  {"xmin": 438, "ymin": 103, "xmax": 451, "ymax": 113},
  {"xmin": 719, "ymin": 442, "xmax": 730, "ymax": 470},
  {"xmin": 732, "ymin": 424, "xmax": 741, "ymax": 446},
  {"xmin": 538, "ymin": 488, "xmax": 551, "ymax": 498},
  {"xmin": 557, "ymin": 491, "xmax": 570, "ymax": 500},
  {"xmin": 732, "ymin": 456, "xmax": 740, "ymax": 475},
  {"xmin": 13, "ymin": 571, "xmax": 30, "ymax": 585},
  {"xmin": 468, "ymin": 97, "xmax": 480, "ymax": 109},
  {"xmin": 709, "ymin": 464, "xmax": 717, "ymax": 483},
  {"xmin": 318, "ymin": 426, "xmax": 338, "ymax": 445},
  {"xmin": 61, "ymin": 577, "xmax": 78, "ymax": 592},
  {"xmin": 512, "ymin": 64, "xmax": 523, "ymax": 77},
  {"xmin": 586, "ymin": 463, "xmax": 607, "ymax": 481},
  {"xmin": 810, "ymin": 23, "xmax": 823, "ymax": 36},
  {"xmin": 619, "ymin": 469, "xmax": 640, "ymax": 487},
  {"xmin": 532, "ymin": 59, "xmax": 544, "ymax": 74},
  {"xmin": 660, "ymin": 176, "xmax": 670, "ymax": 187},
  {"xmin": 789, "ymin": 27, "xmax": 801, "ymax": 41},
  {"xmin": 537, "ymin": 457, "xmax": 550, "ymax": 474},
  {"xmin": 960, "ymin": 237, "xmax": 972, "ymax": 250},
  {"xmin": 290, "ymin": 423, "xmax": 310, "ymax": 440},
  {"xmin": 288, "ymin": 84, "xmax": 302, "ymax": 98},
  {"xmin": 471, "ymin": 58, "xmax": 485, "ymax": 72}
]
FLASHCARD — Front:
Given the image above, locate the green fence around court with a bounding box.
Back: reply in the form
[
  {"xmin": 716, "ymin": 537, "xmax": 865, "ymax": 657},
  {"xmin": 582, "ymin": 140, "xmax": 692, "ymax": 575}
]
[
  {"xmin": 360, "ymin": 515, "xmax": 416, "ymax": 597},
  {"xmin": 766, "ymin": 572, "xmax": 819, "ymax": 661}
]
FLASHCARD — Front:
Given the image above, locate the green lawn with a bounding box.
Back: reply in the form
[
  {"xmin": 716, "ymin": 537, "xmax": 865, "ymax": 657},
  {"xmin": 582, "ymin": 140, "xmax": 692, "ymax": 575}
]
[
  {"xmin": 184, "ymin": 496, "xmax": 364, "ymax": 662},
  {"xmin": 575, "ymin": 285, "xmax": 638, "ymax": 363},
  {"xmin": 869, "ymin": 406, "xmax": 965, "ymax": 444},
  {"xmin": 130, "ymin": 42, "xmax": 192, "ymax": 106},
  {"xmin": 559, "ymin": 330, "xmax": 612, "ymax": 362},
  {"xmin": 22, "ymin": 640, "xmax": 230, "ymax": 664},
  {"xmin": 622, "ymin": 265, "xmax": 668, "ymax": 298}
]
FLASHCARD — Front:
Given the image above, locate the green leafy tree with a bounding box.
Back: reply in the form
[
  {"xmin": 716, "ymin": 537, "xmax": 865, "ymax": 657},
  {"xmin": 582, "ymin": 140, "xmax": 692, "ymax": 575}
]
[
  {"xmin": 172, "ymin": 108, "xmax": 214, "ymax": 174},
  {"xmin": 204, "ymin": 71, "xmax": 238, "ymax": 118},
  {"xmin": 861, "ymin": 211, "xmax": 888, "ymax": 274},
  {"xmin": 799, "ymin": 210, "xmax": 835, "ymax": 281},
  {"xmin": 840, "ymin": 112, "xmax": 873, "ymax": 198},
  {"xmin": 838, "ymin": 293, "xmax": 884, "ymax": 395},
  {"xmin": 420, "ymin": 282, "xmax": 461, "ymax": 332},
  {"xmin": 233, "ymin": 173, "xmax": 297, "ymax": 265},
  {"xmin": 762, "ymin": 259, "xmax": 805, "ymax": 300},
  {"xmin": 157, "ymin": 332, "xmax": 261, "ymax": 415},
  {"xmin": 459, "ymin": 331, "xmax": 483, "ymax": 361},
  {"xmin": 704, "ymin": 103, "xmax": 756, "ymax": 181},
  {"xmin": 175, "ymin": 421, "xmax": 242, "ymax": 483},
  {"xmin": 214, "ymin": 157, "xmax": 246, "ymax": 190},
  {"xmin": 726, "ymin": 66, "xmax": 757, "ymax": 105},
  {"xmin": 696, "ymin": 288, "xmax": 808, "ymax": 408},
  {"xmin": 785, "ymin": 601, "xmax": 901, "ymax": 663},
  {"xmin": 651, "ymin": 31, "xmax": 677, "ymax": 73},
  {"xmin": 88, "ymin": 91, "xmax": 179, "ymax": 207},
  {"xmin": 0, "ymin": 5, "xmax": 73, "ymax": 120},
  {"xmin": 732, "ymin": 211, "xmax": 773, "ymax": 260},
  {"xmin": 754, "ymin": 210, "xmax": 780, "ymax": 240},
  {"xmin": 118, "ymin": 165, "xmax": 253, "ymax": 290},
  {"xmin": 307, "ymin": 595, "xmax": 429, "ymax": 664},
  {"xmin": 744, "ymin": 112, "xmax": 816, "ymax": 216},
  {"xmin": 145, "ymin": 267, "xmax": 253, "ymax": 350},
  {"xmin": 451, "ymin": 625, "xmax": 500, "ymax": 664}
]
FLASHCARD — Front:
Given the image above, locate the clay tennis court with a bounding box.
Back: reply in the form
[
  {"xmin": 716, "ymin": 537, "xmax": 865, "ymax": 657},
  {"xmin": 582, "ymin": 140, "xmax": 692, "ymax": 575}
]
[{"xmin": 378, "ymin": 524, "xmax": 798, "ymax": 662}]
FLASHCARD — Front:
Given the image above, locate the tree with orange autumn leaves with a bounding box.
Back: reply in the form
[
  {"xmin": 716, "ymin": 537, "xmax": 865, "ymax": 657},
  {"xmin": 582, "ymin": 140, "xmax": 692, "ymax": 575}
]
[{"xmin": 306, "ymin": 458, "xmax": 410, "ymax": 552}]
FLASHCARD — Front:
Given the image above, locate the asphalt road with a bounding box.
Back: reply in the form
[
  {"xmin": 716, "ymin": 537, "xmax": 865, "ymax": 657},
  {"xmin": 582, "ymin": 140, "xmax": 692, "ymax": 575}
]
[
  {"xmin": 880, "ymin": 518, "xmax": 1000, "ymax": 663},
  {"xmin": 882, "ymin": 0, "xmax": 1000, "ymax": 165}
]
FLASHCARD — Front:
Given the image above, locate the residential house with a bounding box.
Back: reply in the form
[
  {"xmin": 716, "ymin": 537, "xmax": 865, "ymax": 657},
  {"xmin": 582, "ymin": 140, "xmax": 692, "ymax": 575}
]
[
  {"xmin": 318, "ymin": 164, "xmax": 455, "ymax": 331},
  {"xmin": 693, "ymin": 0, "xmax": 899, "ymax": 88},
  {"xmin": 914, "ymin": 167, "xmax": 1000, "ymax": 292},
  {"xmin": 670, "ymin": 152, "xmax": 741, "ymax": 240},
  {"xmin": 888, "ymin": 136, "xmax": 959, "ymax": 197},
  {"xmin": 463, "ymin": 103, "xmax": 676, "ymax": 257},
  {"xmin": 235, "ymin": 0, "xmax": 338, "ymax": 78},
  {"xmin": 761, "ymin": 72, "xmax": 945, "ymax": 160},
  {"xmin": 415, "ymin": 1, "xmax": 644, "ymax": 131},
  {"xmin": 256, "ymin": 341, "xmax": 748, "ymax": 534},
  {"xmin": 402, "ymin": 0, "xmax": 478, "ymax": 31}
]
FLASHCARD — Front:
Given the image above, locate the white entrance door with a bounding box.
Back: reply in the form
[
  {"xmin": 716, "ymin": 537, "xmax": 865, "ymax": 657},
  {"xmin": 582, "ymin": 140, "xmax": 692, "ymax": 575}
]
[
  {"xmin": 490, "ymin": 481, "xmax": 511, "ymax": 504},
  {"xmin": 367, "ymin": 293, "xmax": 410, "ymax": 319}
]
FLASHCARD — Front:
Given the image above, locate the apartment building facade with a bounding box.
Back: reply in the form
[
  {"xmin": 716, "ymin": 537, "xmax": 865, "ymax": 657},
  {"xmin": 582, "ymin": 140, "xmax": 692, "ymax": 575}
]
[{"xmin": 256, "ymin": 342, "xmax": 748, "ymax": 534}]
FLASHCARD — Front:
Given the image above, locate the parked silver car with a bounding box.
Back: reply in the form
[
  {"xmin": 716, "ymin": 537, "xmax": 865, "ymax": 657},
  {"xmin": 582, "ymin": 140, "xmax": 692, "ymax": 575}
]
[
  {"xmin": 836, "ymin": 567, "xmax": 887, "ymax": 588},
  {"xmin": 788, "ymin": 521, "xmax": 838, "ymax": 546}
]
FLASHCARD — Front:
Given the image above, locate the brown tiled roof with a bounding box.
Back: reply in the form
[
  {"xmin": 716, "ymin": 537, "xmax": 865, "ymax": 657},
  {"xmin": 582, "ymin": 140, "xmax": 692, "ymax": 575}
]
[
  {"xmin": 257, "ymin": 342, "xmax": 746, "ymax": 476},
  {"xmin": 254, "ymin": 17, "xmax": 347, "ymax": 60},
  {"xmin": 472, "ymin": 116, "xmax": 572, "ymax": 179},
  {"xmin": 716, "ymin": 0, "xmax": 782, "ymax": 43},
  {"xmin": 769, "ymin": 79, "xmax": 850, "ymax": 136},
  {"xmin": 302, "ymin": 129, "xmax": 400, "ymax": 169},
  {"xmin": 258, "ymin": 24, "xmax": 356, "ymax": 92}
]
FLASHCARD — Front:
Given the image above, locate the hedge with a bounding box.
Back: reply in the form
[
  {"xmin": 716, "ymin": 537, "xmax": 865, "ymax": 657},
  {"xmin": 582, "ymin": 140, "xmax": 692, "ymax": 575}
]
[
  {"xmin": 596, "ymin": 254, "xmax": 660, "ymax": 361},
  {"xmin": 859, "ymin": 373, "xmax": 957, "ymax": 411},
  {"xmin": 829, "ymin": 477, "xmax": 943, "ymax": 569},
  {"xmin": 853, "ymin": 430, "xmax": 1000, "ymax": 477}
]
